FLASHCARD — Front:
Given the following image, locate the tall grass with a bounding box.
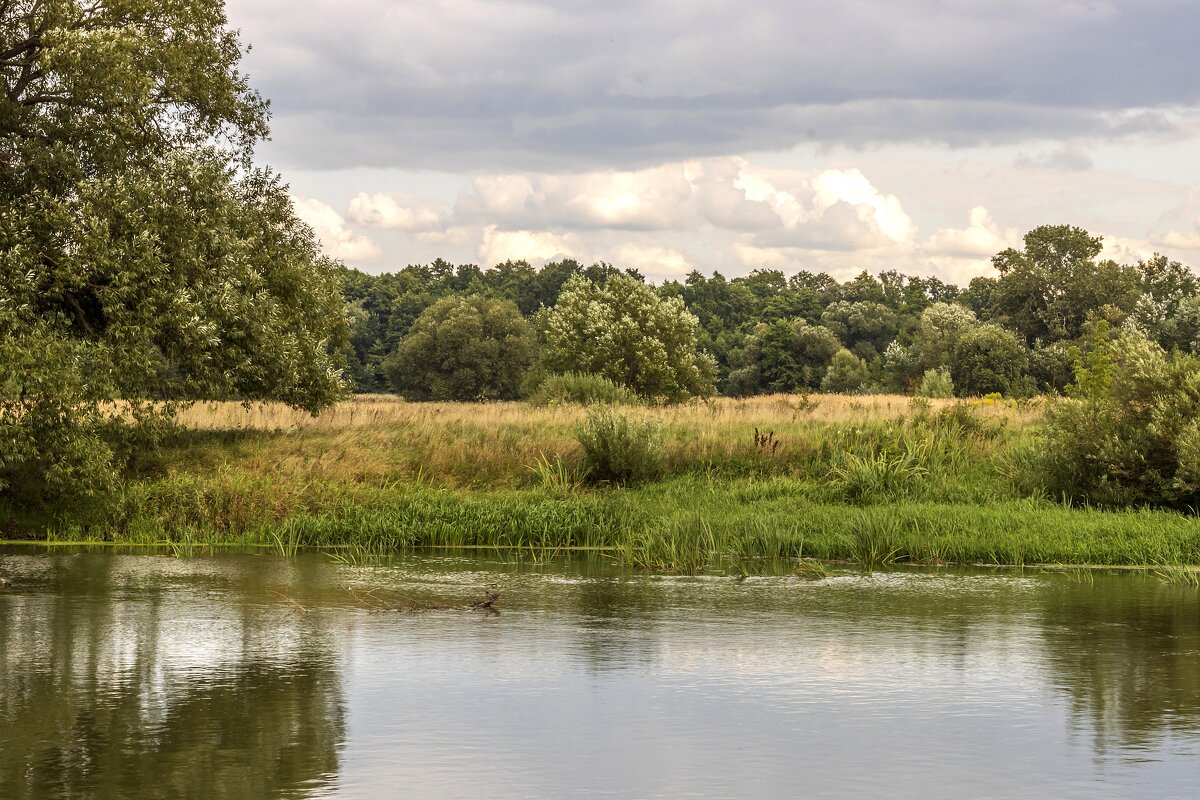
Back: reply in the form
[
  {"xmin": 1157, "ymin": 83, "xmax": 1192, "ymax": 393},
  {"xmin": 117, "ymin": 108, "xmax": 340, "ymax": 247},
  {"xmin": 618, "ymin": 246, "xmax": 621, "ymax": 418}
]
[
  {"xmin": 45, "ymin": 474, "xmax": 1200, "ymax": 575},
  {"xmin": 21, "ymin": 394, "xmax": 1200, "ymax": 575}
]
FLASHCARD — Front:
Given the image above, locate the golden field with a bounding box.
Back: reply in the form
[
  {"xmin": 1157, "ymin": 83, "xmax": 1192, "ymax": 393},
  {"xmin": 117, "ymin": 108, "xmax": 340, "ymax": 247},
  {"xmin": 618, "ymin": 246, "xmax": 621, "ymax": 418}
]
[{"xmin": 168, "ymin": 393, "xmax": 1041, "ymax": 488}]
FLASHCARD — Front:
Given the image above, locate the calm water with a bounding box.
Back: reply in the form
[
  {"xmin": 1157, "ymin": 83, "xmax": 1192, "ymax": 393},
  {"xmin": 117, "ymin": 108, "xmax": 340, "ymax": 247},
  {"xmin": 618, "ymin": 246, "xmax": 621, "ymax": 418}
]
[{"xmin": 1, "ymin": 548, "xmax": 1199, "ymax": 799}]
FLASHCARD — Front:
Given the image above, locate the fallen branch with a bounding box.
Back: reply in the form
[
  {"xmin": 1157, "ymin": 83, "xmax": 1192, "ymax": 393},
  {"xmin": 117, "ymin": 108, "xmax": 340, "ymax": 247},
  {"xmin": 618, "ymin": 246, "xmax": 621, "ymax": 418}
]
[{"xmin": 471, "ymin": 589, "xmax": 502, "ymax": 609}]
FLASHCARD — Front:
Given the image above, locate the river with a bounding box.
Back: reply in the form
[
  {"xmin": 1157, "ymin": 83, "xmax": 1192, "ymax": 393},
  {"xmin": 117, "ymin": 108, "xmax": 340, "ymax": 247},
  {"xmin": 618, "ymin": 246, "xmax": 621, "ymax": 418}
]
[{"xmin": 1, "ymin": 547, "xmax": 1198, "ymax": 798}]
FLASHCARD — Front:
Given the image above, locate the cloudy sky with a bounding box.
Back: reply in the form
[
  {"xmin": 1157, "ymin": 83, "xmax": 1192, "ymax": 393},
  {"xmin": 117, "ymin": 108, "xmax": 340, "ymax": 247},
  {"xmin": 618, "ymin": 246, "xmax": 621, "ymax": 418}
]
[{"xmin": 227, "ymin": 0, "xmax": 1200, "ymax": 284}]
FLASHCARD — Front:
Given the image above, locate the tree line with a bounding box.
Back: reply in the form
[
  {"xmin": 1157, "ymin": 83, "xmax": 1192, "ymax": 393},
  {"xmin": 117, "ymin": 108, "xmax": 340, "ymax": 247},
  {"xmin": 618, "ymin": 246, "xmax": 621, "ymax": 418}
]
[{"xmin": 342, "ymin": 225, "xmax": 1199, "ymax": 402}]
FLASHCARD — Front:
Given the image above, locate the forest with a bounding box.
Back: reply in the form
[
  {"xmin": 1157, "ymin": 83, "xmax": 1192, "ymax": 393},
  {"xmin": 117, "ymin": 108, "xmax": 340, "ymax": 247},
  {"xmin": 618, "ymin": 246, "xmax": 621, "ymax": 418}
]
[{"xmin": 340, "ymin": 224, "xmax": 1198, "ymax": 401}]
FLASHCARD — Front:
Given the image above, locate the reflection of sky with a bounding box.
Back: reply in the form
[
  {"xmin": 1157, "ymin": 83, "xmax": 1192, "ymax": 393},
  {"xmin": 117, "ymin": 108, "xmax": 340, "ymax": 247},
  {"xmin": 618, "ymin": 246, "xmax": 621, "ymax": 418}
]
[
  {"xmin": 2, "ymin": 553, "xmax": 1199, "ymax": 799},
  {"xmin": 329, "ymin": 570, "xmax": 1199, "ymax": 800}
]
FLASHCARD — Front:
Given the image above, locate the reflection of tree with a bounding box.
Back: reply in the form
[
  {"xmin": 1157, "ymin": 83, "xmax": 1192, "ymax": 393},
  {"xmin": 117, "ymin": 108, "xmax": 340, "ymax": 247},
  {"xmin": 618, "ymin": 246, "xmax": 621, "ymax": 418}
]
[
  {"xmin": 0, "ymin": 555, "xmax": 345, "ymax": 800},
  {"xmin": 1039, "ymin": 577, "xmax": 1200, "ymax": 750}
]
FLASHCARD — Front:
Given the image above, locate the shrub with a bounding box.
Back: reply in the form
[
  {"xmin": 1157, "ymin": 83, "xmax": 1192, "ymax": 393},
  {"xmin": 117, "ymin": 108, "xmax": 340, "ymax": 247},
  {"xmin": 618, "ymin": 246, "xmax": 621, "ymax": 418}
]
[
  {"xmin": 382, "ymin": 295, "xmax": 534, "ymax": 401},
  {"xmin": 951, "ymin": 323, "xmax": 1028, "ymax": 396},
  {"xmin": 916, "ymin": 368, "xmax": 954, "ymax": 398},
  {"xmin": 528, "ymin": 373, "xmax": 642, "ymax": 406},
  {"xmin": 821, "ymin": 348, "xmax": 870, "ymax": 393},
  {"xmin": 1029, "ymin": 325, "xmax": 1200, "ymax": 508},
  {"xmin": 575, "ymin": 409, "xmax": 664, "ymax": 485}
]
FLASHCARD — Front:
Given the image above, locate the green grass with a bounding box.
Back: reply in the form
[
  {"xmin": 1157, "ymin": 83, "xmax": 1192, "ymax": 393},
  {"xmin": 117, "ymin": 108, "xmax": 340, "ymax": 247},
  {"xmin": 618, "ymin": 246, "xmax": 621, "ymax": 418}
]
[
  {"xmin": 32, "ymin": 472, "xmax": 1200, "ymax": 574},
  {"xmin": 9, "ymin": 395, "xmax": 1200, "ymax": 575}
]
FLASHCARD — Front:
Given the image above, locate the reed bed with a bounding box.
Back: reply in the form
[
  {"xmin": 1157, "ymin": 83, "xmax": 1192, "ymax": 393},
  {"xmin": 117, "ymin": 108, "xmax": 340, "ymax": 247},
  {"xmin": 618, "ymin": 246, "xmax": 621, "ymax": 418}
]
[{"xmin": 79, "ymin": 477, "xmax": 1200, "ymax": 573}]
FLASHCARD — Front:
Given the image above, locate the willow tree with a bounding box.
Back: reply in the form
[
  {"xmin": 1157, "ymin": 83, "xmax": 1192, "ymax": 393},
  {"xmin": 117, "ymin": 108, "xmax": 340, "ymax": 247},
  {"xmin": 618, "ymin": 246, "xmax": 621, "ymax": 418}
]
[
  {"xmin": 540, "ymin": 273, "xmax": 715, "ymax": 403},
  {"xmin": 1, "ymin": 1, "xmax": 348, "ymax": 515}
]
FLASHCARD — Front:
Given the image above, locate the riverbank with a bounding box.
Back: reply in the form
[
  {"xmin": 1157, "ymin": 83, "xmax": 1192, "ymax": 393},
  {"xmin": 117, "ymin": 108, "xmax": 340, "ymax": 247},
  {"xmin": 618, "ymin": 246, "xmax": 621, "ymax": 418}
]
[{"xmin": 10, "ymin": 394, "xmax": 1200, "ymax": 572}]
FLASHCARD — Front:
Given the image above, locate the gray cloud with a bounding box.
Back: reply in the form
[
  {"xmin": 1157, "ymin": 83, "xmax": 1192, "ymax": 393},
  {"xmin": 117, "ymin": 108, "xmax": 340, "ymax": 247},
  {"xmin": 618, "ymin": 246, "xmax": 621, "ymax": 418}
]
[
  {"xmin": 230, "ymin": 0, "xmax": 1200, "ymax": 172},
  {"xmin": 1014, "ymin": 145, "xmax": 1096, "ymax": 171}
]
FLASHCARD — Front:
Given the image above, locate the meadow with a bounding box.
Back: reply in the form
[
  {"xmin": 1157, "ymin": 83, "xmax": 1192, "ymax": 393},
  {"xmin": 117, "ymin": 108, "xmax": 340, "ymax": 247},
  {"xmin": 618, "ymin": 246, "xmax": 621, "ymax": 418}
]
[{"xmin": 25, "ymin": 393, "xmax": 1198, "ymax": 574}]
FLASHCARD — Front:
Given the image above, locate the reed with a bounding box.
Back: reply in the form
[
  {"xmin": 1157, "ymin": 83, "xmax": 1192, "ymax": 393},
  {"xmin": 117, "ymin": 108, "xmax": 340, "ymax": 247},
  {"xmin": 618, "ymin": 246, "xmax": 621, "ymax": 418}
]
[{"xmin": 1152, "ymin": 562, "xmax": 1200, "ymax": 587}]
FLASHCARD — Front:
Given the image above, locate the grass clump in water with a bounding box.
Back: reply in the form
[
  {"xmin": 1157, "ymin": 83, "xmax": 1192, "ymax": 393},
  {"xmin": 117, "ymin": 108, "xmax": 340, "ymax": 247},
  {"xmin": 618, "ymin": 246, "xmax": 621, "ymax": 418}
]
[
  {"xmin": 849, "ymin": 510, "xmax": 903, "ymax": 571},
  {"xmin": 1152, "ymin": 562, "xmax": 1200, "ymax": 587}
]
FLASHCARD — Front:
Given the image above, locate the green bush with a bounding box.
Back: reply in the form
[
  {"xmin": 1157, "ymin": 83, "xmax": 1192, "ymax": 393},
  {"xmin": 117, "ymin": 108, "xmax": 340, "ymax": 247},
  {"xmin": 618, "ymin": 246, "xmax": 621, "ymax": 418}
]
[
  {"xmin": 916, "ymin": 368, "xmax": 954, "ymax": 398},
  {"xmin": 575, "ymin": 409, "xmax": 664, "ymax": 485},
  {"xmin": 951, "ymin": 323, "xmax": 1029, "ymax": 396},
  {"xmin": 1030, "ymin": 325, "xmax": 1200, "ymax": 508},
  {"xmin": 528, "ymin": 372, "xmax": 642, "ymax": 406},
  {"xmin": 383, "ymin": 294, "xmax": 534, "ymax": 401},
  {"xmin": 821, "ymin": 348, "xmax": 870, "ymax": 393}
]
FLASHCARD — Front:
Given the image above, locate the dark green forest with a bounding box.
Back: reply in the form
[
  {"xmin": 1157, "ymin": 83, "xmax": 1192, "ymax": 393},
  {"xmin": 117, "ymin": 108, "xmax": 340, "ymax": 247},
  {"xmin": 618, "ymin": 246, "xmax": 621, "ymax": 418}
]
[{"xmin": 341, "ymin": 224, "xmax": 1199, "ymax": 399}]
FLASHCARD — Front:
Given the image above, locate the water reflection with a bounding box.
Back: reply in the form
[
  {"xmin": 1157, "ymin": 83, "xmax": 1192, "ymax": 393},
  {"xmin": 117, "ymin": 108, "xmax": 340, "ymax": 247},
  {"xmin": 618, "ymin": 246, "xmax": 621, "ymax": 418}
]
[
  {"xmin": 1, "ymin": 550, "xmax": 1198, "ymax": 799},
  {"xmin": 1039, "ymin": 575, "xmax": 1200, "ymax": 751},
  {"xmin": 0, "ymin": 552, "xmax": 345, "ymax": 799}
]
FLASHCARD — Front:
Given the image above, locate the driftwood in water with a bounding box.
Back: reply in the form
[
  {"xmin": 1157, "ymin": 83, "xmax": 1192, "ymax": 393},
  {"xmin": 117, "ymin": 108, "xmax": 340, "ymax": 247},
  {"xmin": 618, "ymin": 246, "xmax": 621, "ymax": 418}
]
[
  {"xmin": 341, "ymin": 584, "xmax": 502, "ymax": 614},
  {"xmin": 470, "ymin": 589, "xmax": 502, "ymax": 609}
]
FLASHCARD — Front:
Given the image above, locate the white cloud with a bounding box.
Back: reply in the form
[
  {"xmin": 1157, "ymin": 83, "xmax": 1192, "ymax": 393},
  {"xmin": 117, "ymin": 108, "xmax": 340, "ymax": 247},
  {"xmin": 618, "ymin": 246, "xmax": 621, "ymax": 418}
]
[
  {"xmin": 478, "ymin": 226, "xmax": 577, "ymax": 266},
  {"xmin": 291, "ymin": 196, "xmax": 381, "ymax": 263},
  {"xmin": 347, "ymin": 192, "xmax": 449, "ymax": 232},
  {"xmin": 1101, "ymin": 235, "xmax": 1158, "ymax": 263},
  {"xmin": 924, "ymin": 207, "xmax": 1016, "ymax": 259},
  {"xmin": 457, "ymin": 165, "xmax": 697, "ymax": 231},
  {"xmin": 922, "ymin": 207, "xmax": 1017, "ymax": 284},
  {"xmin": 810, "ymin": 169, "xmax": 916, "ymax": 243},
  {"xmin": 295, "ymin": 154, "xmax": 1200, "ymax": 284},
  {"xmin": 614, "ymin": 244, "xmax": 693, "ymax": 277},
  {"xmin": 1154, "ymin": 230, "xmax": 1200, "ymax": 250},
  {"xmin": 1149, "ymin": 187, "xmax": 1200, "ymax": 252}
]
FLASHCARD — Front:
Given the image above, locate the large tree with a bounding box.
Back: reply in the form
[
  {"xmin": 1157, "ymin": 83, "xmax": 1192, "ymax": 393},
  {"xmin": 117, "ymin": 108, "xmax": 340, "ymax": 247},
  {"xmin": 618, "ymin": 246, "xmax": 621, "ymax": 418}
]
[
  {"xmin": 1, "ymin": 1, "xmax": 348, "ymax": 513},
  {"xmin": 383, "ymin": 295, "xmax": 533, "ymax": 401},
  {"xmin": 540, "ymin": 273, "xmax": 715, "ymax": 402},
  {"xmin": 989, "ymin": 225, "xmax": 1140, "ymax": 346}
]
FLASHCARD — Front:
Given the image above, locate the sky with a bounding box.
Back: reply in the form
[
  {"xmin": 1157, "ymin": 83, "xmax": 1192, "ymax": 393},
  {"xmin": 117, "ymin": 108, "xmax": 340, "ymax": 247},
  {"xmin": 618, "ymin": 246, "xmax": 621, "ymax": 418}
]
[{"xmin": 226, "ymin": 0, "xmax": 1200, "ymax": 285}]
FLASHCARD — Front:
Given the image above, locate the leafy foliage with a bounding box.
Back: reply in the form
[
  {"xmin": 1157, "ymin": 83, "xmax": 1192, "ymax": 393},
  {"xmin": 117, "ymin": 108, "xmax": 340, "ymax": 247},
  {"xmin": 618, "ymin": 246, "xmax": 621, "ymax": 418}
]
[
  {"xmin": 1030, "ymin": 326, "xmax": 1200, "ymax": 509},
  {"xmin": 951, "ymin": 323, "xmax": 1028, "ymax": 396},
  {"xmin": 821, "ymin": 349, "xmax": 870, "ymax": 393},
  {"xmin": 382, "ymin": 295, "xmax": 533, "ymax": 401},
  {"xmin": 725, "ymin": 319, "xmax": 840, "ymax": 395},
  {"xmin": 1, "ymin": 0, "xmax": 348, "ymax": 517},
  {"xmin": 990, "ymin": 225, "xmax": 1140, "ymax": 345},
  {"xmin": 917, "ymin": 368, "xmax": 955, "ymax": 399},
  {"xmin": 540, "ymin": 273, "xmax": 716, "ymax": 403},
  {"xmin": 527, "ymin": 373, "xmax": 642, "ymax": 406}
]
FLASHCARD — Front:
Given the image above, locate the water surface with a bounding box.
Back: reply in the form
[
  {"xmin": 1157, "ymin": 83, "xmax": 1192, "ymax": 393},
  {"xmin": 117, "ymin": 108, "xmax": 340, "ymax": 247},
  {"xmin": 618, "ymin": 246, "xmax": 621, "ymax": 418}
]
[{"xmin": 1, "ymin": 547, "xmax": 1198, "ymax": 799}]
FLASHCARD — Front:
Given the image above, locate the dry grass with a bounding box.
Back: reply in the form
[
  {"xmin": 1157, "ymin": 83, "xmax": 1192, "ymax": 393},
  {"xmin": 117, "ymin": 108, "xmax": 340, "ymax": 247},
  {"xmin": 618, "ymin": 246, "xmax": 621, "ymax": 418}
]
[
  {"xmin": 176, "ymin": 392, "xmax": 1038, "ymax": 432},
  {"xmin": 162, "ymin": 394, "xmax": 1042, "ymax": 489}
]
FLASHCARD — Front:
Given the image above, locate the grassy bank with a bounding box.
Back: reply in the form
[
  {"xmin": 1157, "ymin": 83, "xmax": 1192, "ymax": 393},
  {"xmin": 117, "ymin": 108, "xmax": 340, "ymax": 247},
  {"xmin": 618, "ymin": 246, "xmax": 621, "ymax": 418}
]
[{"xmin": 14, "ymin": 393, "xmax": 1200, "ymax": 572}]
